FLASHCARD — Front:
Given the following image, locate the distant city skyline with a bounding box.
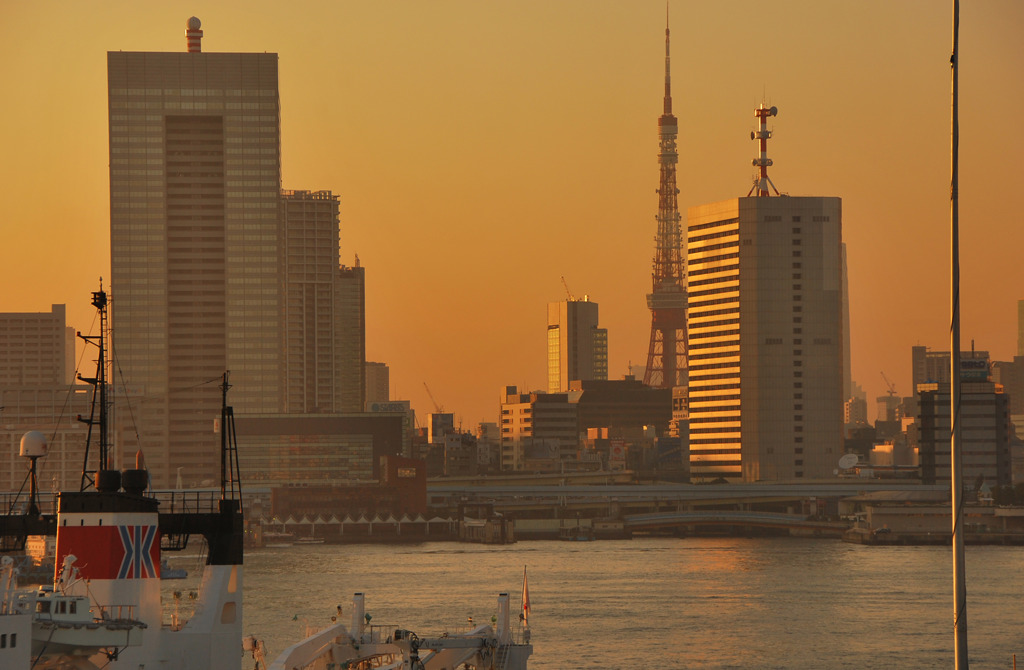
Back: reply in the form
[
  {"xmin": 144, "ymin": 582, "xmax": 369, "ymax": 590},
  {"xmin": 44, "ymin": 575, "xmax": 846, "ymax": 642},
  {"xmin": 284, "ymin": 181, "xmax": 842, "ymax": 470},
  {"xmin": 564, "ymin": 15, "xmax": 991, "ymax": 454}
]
[{"xmin": 2, "ymin": 2, "xmax": 1022, "ymax": 428}]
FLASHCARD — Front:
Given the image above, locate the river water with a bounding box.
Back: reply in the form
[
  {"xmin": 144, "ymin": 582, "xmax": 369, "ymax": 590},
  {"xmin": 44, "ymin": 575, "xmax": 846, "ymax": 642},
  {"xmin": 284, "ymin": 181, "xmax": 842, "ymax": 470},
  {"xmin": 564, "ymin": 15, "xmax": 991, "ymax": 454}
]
[{"xmin": 166, "ymin": 537, "xmax": 1024, "ymax": 668}]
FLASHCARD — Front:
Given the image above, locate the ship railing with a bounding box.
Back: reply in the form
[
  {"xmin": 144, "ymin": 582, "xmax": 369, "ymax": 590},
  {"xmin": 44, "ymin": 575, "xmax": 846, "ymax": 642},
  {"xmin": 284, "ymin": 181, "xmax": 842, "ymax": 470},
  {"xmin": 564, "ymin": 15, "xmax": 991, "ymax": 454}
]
[
  {"xmin": 434, "ymin": 621, "xmax": 530, "ymax": 645},
  {"xmin": 362, "ymin": 623, "xmax": 400, "ymax": 644},
  {"xmin": 153, "ymin": 490, "xmax": 223, "ymax": 515},
  {"xmin": 0, "ymin": 492, "xmax": 58, "ymax": 516},
  {"xmin": 95, "ymin": 603, "xmax": 139, "ymax": 622}
]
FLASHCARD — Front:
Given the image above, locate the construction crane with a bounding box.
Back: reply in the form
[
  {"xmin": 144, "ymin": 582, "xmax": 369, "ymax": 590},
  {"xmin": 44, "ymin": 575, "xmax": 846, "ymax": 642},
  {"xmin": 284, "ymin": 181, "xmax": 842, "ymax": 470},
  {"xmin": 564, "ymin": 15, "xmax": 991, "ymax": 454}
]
[
  {"xmin": 560, "ymin": 275, "xmax": 575, "ymax": 302},
  {"xmin": 423, "ymin": 382, "xmax": 443, "ymax": 413},
  {"xmin": 880, "ymin": 371, "xmax": 898, "ymax": 397}
]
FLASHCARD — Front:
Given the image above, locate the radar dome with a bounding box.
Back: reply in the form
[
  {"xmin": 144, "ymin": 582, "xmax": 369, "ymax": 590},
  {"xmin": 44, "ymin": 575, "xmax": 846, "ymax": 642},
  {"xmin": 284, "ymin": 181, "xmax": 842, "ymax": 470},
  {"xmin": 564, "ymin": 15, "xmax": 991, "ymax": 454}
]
[
  {"xmin": 20, "ymin": 431, "xmax": 48, "ymax": 458},
  {"xmin": 187, "ymin": 16, "xmax": 202, "ymax": 30},
  {"xmin": 838, "ymin": 453, "xmax": 858, "ymax": 470}
]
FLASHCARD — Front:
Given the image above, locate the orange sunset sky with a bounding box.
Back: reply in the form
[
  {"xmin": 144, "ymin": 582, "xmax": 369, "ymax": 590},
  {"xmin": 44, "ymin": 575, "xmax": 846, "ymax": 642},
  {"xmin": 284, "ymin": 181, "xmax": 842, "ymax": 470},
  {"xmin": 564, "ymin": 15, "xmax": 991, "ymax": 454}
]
[{"xmin": 1, "ymin": 1, "xmax": 1022, "ymax": 429}]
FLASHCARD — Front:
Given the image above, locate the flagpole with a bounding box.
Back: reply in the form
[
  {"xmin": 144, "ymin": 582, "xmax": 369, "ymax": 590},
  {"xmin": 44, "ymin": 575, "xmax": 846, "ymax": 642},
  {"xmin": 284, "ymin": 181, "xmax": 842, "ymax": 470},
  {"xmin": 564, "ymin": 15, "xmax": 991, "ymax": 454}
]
[{"xmin": 522, "ymin": 565, "xmax": 531, "ymax": 637}]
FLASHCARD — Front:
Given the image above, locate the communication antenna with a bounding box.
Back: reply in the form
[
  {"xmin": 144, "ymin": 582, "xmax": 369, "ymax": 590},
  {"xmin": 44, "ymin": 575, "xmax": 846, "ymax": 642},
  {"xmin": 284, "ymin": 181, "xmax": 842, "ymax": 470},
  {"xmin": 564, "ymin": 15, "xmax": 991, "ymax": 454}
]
[
  {"xmin": 76, "ymin": 280, "xmax": 114, "ymax": 492},
  {"xmin": 838, "ymin": 453, "xmax": 858, "ymax": 470},
  {"xmin": 19, "ymin": 431, "xmax": 48, "ymax": 516},
  {"xmin": 748, "ymin": 103, "xmax": 781, "ymax": 197}
]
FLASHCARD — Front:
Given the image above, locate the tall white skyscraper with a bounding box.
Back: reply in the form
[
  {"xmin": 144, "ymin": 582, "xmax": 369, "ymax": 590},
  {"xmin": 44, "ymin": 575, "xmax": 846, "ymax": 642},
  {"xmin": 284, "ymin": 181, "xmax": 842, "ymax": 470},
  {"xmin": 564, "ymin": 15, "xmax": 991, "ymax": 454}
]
[{"xmin": 282, "ymin": 190, "xmax": 364, "ymax": 414}]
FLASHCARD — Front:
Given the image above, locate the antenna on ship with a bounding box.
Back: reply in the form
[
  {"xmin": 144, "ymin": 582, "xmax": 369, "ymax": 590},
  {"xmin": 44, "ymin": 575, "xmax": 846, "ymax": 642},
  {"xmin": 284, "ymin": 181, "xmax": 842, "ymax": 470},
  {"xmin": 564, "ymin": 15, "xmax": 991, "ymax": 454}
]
[
  {"xmin": 219, "ymin": 371, "xmax": 242, "ymax": 502},
  {"xmin": 19, "ymin": 431, "xmax": 48, "ymax": 516},
  {"xmin": 76, "ymin": 279, "xmax": 118, "ymax": 492}
]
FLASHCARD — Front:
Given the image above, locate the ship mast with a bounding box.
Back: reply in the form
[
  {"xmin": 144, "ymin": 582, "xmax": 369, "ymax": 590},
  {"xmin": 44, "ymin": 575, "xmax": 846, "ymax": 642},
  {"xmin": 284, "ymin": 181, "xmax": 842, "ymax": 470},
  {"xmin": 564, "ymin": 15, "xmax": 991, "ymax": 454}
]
[
  {"xmin": 76, "ymin": 281, "xmax": 111, "ymax": 491},
  {"xmin": 643, "ymin": 9, "xmax": 687, "ymax": 390}
]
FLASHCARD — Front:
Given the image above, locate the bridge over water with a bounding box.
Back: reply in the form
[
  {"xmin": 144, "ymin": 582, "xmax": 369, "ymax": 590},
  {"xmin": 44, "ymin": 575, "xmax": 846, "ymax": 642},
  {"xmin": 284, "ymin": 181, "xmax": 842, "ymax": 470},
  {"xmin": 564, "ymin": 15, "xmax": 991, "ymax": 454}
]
[
  {"xmin": 624, "ymin": 509, "xmax": 849, "ymax": 533},
  {"xmin": 429, "ymin": 482, "xmax": 947, "ymax": 512}
]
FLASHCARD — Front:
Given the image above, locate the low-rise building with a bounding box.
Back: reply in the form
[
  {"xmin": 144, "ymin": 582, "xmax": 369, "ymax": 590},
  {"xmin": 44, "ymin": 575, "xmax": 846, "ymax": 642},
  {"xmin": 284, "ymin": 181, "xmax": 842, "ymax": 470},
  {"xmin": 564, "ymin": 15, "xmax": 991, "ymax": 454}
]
[
  {"xmin": 918, "ymin": 380, "xmax": 1012, "ymax": 489},
  {"xmin": 499, "ymin": 386, "xmax": 579, "ymax": 471}
]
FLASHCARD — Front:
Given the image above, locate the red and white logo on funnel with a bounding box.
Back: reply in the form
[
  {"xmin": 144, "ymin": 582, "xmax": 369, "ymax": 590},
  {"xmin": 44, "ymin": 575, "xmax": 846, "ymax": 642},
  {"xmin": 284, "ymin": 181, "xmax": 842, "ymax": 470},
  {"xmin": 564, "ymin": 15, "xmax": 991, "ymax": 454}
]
[
  {"xmin": 118, "ymin": 526, "xmax": 158, "ymax": 579},
  {"xmin": 56, "ymin": 524, "xmax": 161, "ymax": 581}
]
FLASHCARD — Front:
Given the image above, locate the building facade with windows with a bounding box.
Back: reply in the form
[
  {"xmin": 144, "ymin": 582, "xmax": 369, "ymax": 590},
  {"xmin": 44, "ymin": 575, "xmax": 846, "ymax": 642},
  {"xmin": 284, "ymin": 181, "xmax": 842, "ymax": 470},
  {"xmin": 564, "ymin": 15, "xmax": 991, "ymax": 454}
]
[
  {"xmin": 918, "ymin": 380, "xmax": 1011, "ymax": 488},
  {"xmin": 108, "ymin": 23, "xmax": 365, "ymax": 488},
  {"xmin": 500, "ymin": 386, "xmax": 580, "ymax": 470},
  {"xmin": 686, "ymin": 196, "xmax": 843, "ymax": 482},
  {"xmin": 546, "ymin": 299, "xmax": 608, "ymax": 393},
  {"xmin": 282, "ymin": 190, "xmax": 365, "ymax": 414},
  {"xmin": 365, "ymin": 362, "xmax": 390, "ymax": 405}
]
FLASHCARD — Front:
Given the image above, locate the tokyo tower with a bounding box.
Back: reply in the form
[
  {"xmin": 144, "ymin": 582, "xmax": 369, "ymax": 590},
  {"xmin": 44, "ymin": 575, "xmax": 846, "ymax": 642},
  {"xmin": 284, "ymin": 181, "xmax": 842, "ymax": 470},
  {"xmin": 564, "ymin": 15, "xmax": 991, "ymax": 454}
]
[{"xmin": 642, "ymin": 16, "xmax": 687, "ymax": 389}]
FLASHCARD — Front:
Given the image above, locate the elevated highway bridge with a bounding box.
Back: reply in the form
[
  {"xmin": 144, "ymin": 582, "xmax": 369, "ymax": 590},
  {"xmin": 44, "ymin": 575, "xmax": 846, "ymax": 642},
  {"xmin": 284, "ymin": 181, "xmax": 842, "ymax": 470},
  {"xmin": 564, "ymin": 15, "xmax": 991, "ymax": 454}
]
[
  {"xmin": 624, "ymin": 510, "xmax": 849, "ymax": 533},
  {"xmin": 428, "ymin": 481, "xmax": 947, "ymax": 519},
  {"xmin": 430, "ymin": 481, "xmax": 945, "ymax": 506}
]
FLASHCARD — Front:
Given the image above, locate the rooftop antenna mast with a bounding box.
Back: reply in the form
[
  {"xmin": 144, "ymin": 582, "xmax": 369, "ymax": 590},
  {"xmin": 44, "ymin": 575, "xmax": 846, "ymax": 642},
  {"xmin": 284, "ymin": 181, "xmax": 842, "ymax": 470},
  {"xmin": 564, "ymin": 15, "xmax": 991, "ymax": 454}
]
[{"xmin": 748, "ymin": 103, "xmax": 781, "ymax": 196}]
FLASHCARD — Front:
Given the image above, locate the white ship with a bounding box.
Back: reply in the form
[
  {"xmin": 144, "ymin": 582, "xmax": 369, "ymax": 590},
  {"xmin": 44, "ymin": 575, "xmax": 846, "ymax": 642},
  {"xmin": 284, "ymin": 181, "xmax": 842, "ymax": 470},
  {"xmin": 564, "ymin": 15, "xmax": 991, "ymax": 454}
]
[
  {"xmin": 0, "ymin": 556, "xmax": 32, "ymax": 667},
  {"xmin": 3, "ymin": 465, "xmax": 532, "ymax": 669},
  {"xmin": 261, "ymin": 592, "xmax": 533, "ymax": 670},
  {"xmin": 0, "ymin": 285, "xmax": 532, "ymax": 669}
]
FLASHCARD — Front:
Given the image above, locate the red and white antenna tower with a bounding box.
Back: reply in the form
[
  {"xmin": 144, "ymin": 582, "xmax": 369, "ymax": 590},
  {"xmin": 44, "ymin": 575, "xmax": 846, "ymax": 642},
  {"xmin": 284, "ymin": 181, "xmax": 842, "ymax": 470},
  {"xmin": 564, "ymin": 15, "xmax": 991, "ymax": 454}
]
[
  {"xmin": 643, "ymin": 10, "xmax": 687, "ymax": 390},
  {"xmin": 748, "ymin": 102, "xmax": 780, "ymax": 196},
  {"xmin": 186, "ymin": 16, "xmax": 203, "ymax": 53}
]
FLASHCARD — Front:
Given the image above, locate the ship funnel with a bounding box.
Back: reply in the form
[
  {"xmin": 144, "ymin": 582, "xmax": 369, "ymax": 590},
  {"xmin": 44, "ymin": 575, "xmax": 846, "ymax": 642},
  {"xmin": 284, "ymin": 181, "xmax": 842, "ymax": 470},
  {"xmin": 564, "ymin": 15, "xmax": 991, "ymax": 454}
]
[
  {"xmin": 352, "ymin": 593, "xmax": 366, "ymax": 641},
  {"xmin": 497, "ymin": 592, "xmax": 511, "ymax": 643}
]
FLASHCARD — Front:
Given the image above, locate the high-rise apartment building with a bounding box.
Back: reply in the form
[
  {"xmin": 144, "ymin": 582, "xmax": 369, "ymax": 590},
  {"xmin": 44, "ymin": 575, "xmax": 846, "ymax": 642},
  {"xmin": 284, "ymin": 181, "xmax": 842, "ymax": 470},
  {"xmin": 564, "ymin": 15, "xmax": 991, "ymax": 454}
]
[
  {"xmin": 108, "ymin": 20, "xmax": 364, "ymax": 487},
  {"xmin": 841, "ymin": 243, "xmax": 852, "ymax": 400},
  {"xmin": 0, "ymin": 305, "xmax": 73, "ymax": 387},
  {"xmin": 547, "ymin": 299, "xmax": 607, "ymax": 393},
  {"xmin": 336, "ymin": 266, "xmax": 366, "ymax": 413},
  {"xmin": 0, "ymin": 305, "xmax": 91, "ymax": 491},
  {"xmin": 282, "ymin": 190, "xmax": 364, "ymax": 414}
]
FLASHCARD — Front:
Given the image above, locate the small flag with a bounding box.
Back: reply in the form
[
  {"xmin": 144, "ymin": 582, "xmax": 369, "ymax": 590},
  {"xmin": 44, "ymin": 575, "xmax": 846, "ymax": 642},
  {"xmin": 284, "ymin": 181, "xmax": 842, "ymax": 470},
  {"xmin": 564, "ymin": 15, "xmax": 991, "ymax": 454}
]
[{"xmin": 522, "ymin": 565, "xmax": 530, "ymax": 627}]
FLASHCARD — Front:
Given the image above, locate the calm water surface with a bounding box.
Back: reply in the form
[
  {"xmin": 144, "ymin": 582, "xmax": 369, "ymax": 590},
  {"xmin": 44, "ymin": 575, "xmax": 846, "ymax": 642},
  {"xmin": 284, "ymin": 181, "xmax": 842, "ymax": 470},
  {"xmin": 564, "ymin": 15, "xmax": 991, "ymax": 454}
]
[{"xmin": 165, "ymin": 537, "xmax": 1024, "ymax": 668}]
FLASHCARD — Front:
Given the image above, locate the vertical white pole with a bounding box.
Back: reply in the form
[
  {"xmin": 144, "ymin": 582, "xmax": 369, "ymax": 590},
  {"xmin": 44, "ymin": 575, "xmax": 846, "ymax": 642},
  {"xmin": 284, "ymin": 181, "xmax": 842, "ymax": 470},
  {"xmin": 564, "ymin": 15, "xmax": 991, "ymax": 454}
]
[{"xmin": 950, "ymin": 1, "xmax": 968, "ymax": 667}]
